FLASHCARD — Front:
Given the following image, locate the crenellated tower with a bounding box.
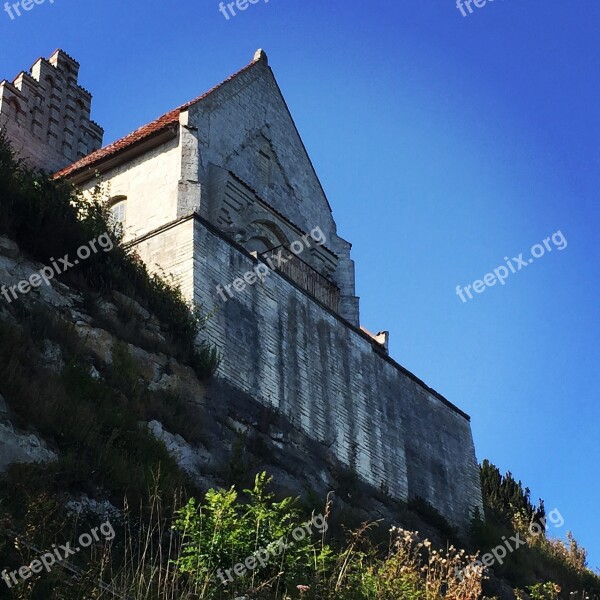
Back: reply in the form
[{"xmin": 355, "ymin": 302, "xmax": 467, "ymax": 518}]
[{"xmin": 0, "ymin": 49, "xmax": 103, "ymax": 172}]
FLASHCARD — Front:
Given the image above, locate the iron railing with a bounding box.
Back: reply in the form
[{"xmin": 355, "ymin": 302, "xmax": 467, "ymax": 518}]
[{"xmin": 260, "ymin": 246, "xmax": 340, "ymax": 313}]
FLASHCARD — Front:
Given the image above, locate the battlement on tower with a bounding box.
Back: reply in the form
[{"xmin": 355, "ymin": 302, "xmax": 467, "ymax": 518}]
[{"xmin": 0, "ymin": 49, "xmax": 103, "ymax": 172}]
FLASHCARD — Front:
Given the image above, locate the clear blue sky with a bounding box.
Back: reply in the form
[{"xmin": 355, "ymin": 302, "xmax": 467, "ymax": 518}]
[{"xmin": 2, "ymin": 0, "xmax": 599, "ymax": 572}]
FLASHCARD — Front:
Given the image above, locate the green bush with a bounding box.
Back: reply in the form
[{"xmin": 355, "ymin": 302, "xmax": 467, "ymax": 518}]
[{"xmin": 173, "ymin": 472, "xmax": 332, "ymax": 597}]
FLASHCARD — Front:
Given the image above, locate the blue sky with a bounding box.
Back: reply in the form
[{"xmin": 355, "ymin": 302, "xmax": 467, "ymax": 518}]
[{"xmin": 2, "ymin": 0, "xmax": 599, "ymax": 572}]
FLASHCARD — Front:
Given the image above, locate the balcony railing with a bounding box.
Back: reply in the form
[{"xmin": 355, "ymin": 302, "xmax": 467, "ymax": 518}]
[{"xmin": 260, "ymin": 246, "xmax": 341, "ymax": 313}]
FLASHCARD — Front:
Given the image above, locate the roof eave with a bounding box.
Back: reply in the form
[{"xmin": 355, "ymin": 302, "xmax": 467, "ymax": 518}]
[{"xmin": 57, "ymin": 123, "xmax": 179, "ymax": 185}]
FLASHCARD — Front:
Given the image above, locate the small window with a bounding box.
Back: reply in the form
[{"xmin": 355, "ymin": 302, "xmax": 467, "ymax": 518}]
[
  {"xmin": 109, "ymin": 196, "xmax": 127, "ymax": 233},
  {"xmin": 259, "ymin": 150, "xmax": 271, "ymax": 185},
  {"xmin": 44, "ymin": 75, "xmax": 54, "ymax": 92},
  {"xmin": 7, "ymin": 98, "xmax": 21, "ymax": 124}
]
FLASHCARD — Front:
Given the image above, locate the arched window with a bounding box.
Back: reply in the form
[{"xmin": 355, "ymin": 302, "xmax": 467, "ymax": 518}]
[
  {"xmin": 243, "ymin": 220, "xmax": 289, "ymax": 255},
  {"xmin": 109, "ymin": 196, "xmax": 127, "ymax": 234}
]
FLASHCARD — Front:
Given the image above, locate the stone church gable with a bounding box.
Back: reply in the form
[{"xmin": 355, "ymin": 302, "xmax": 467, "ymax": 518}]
[{"xmin": 186, "ymin": 50, "xmax": 338, "ymax": 243}]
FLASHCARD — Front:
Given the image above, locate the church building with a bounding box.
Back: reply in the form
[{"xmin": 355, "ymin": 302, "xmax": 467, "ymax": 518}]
[{"xmin": 1, "ymin": 48, "xmax": 483, "ymax": 531}]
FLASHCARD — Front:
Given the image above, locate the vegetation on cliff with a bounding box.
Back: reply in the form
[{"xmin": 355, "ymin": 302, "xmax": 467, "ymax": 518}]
[
  {"xmin": 0, "ymin": 130, "xmax": 220, "ymax": 380},
  {"xmin": 3, "ymin": 464, "xmax": 597, "ymax": 600}
]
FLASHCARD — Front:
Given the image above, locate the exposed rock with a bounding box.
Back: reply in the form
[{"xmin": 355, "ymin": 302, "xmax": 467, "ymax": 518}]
[
  {"xmin": 74, "ymin": 322, "xmax": 115, "ymax": 364},
  {"xmin": 127, "ymin": 343, "xmax": 168, "ymax": 383},
  {"xmin": 0, "ymin": 421, "xmax": 57, "ymax": 473},
  {"xmin": 112, "ymin": 290, "xmax": 151, "ymax": 322},
  {"xmin": 145, "ymin": 317, "xmax": 165, "ymax": 340},
  {"xmin": 65, "ymin": 494, "xmax": 122, "ymax": 523},
  {"xmin": 0, "ymin": 235, "xmax": 19, "ymax": 259},
  {"xmin": 111, "ymin": 291, "xmax": 165, "ymax": 342},
  {"xmin": 68, "ymin": 307, "xmax": 94, "ymax": 325},
  {"xmin": 147, "ymin": 373, "xmax": 174, "ymax": 392},
  {"xmin": 94, "ymin": 298, "xmax": 120, "ymax": 324},
  {"xmin": 40, "ymin": 339, "xmax": 65, "ymax": 373},
  {"xmin": 147, "ymin": 358, "xmax": 204, "ymax": 399},
  {"xmin": 227, "ymin": 417, "xmax": 249, "ymax": 436},
  {"xmin": 0, "ymin": 253, "xmax": 77, "ymax": 309},
  {"xmin": 145, "ymin": 420, "xmax": 214, "ymax": 480}
]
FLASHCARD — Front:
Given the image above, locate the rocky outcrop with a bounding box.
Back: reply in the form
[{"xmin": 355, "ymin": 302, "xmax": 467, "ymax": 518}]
[{"xmin": 0, "ymin": 393, "xmax": 57, "ymax": 471}]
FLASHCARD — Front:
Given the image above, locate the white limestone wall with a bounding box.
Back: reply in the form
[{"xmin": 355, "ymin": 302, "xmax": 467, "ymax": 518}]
[
  {"xmin": 192, "ymin": 218, "xmax": 483, "ymax": 531},
  {"xmin": 79, "ymin": 137, "xmax": 182, "ymax": 243},
  {"xmin": 186, "ymin": 58, "xmax": 360, "ymax": 325},
  {"xmin": 132, "ymin": 219, "xmax": 196, "ymax": 301}
]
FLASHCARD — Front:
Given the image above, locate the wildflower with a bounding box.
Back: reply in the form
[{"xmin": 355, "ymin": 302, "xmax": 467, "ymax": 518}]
[{"xmin": 297, "ymin": 584, "xmax": 310, "ymax": 594}]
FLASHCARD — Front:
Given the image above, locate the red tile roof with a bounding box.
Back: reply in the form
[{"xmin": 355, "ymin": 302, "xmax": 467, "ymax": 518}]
[{"xmin": 54, "ymin": 56, "xmax": 261, "ymax": 180}]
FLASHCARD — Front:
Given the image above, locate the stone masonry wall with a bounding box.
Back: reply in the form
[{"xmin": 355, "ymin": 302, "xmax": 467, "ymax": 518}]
[
  {"xmin": 79, "ymin": 136, "xmax": 182, "ymax": 243},
  {"xmin": 0, "ymin": 50, "xmax": 103, "ymax": 172},
  {"xmin": 130, "ymin": 218, "xmax": 196, "ymax": 302},
  {"xmin": 187, "ymin": 56, "xmax": 361, "ymax": 326},
  {"xmin": 191, "ymin": 216, "xmax": 483, "ymax": 531}
]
